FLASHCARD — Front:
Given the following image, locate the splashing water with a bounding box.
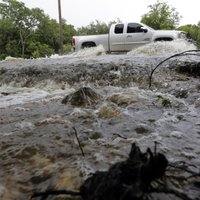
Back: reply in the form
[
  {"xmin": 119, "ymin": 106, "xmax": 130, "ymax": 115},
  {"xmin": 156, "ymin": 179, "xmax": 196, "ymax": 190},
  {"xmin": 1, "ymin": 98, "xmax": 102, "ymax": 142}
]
[
  {"xmin": 127, "ymin": 39, "xmax": 197, "ymax": 56},
  {"xmin": 71, "ymin": 45, "xmax": 106, "ymax": 57},
  {"xmin": 1, "ymin": 44, "xmax": 200, "ymax": 199},
  {"xmin": 21, "ymin": 40, "xmax": 196, "ymax": 61},
  {"xmin": 0, "ymin": 81, "xmax": 74, "ymax": 108}
]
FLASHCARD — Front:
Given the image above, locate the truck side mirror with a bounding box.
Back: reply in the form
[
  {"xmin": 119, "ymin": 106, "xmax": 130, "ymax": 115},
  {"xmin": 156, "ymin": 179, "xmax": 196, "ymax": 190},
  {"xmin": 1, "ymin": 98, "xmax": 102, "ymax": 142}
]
[{"xmin": 141, "ymin": 27, "xmax": 148, "ymax": 33}]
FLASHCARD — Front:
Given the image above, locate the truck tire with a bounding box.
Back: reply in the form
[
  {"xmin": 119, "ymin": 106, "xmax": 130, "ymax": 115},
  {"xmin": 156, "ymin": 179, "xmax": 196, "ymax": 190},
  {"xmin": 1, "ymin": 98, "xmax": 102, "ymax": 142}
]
[
  {"xmin": 154, "ymin": 38, "xmax": 173, "ymax": 42},
  {"xmin": 81, "ymin": 42, "xmax": 96, "ymax": 49}
]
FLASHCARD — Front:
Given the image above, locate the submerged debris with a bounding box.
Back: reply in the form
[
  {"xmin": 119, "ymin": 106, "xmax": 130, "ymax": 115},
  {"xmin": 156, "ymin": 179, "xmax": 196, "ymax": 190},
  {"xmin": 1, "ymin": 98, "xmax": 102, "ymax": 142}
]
[
  {"xmin": 61, "ymin": 87, "xmax": 103, "ymax": 106},
  {"xmin": 31, "ymin": 143, "xmax": 200, "ymax": 200},
  {"xmin": 149, "ymin": 49, "xmax": 200, "ymax": 88},
  {"xmin": 32, "ymin": 143, "xmax": 167, "ymax": 199},
  {"xmin": 174, "ymin": 61, "xmax": 200, "ymax": 77},
  {"xmin": 98, "ymin": 102, "xmax": 122, "ymax": 119}
]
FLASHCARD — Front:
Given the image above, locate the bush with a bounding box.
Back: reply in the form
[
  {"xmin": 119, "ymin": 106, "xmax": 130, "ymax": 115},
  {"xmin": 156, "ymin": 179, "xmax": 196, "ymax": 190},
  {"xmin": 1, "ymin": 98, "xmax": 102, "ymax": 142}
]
[
  {"xmin": 63, "ymin": 44, "xmax": 73, "ymax": 53},
  {"xmin": 26, "ymin": 41, "xmax": 54, "ymax": 58}
]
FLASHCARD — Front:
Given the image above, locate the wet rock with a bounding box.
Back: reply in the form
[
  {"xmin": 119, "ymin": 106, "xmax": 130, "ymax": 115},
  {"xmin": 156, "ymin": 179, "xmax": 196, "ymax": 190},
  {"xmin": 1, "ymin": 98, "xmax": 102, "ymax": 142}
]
[
  {"xmin": 62, "ymin": 87, "xmax": 103, "ymax": 107},
  {"xmin": 30, "ymin": 172, "xmax": 51, "ymax": 184},
  {"xmin": 55, "ymin": 171, "xmax": 80, "ymax": 191},
  {"xmin": 174, "ymin": 61, "xmax": 200, "ymax": 77},
  {"xmin": 1, "ymin": 92, "xmax": 10, "ymax": 96},
  {"xmin": 107, "ymin": 93, "xmax": 138, "ymax": 106},
  {"xmin": 98, "ymin": 103, "xmax": 122, "ymax": 119},
  {"xmin": 134, "ymin": 124, "xmax": 151, "ymax": 134},
  {"xmin": 89, "ymin": 132, "xmax": 103, "ymax": 140},
  {"xmin": 174, "ymin": 89, "xmax": 188, "ymax": 98}
]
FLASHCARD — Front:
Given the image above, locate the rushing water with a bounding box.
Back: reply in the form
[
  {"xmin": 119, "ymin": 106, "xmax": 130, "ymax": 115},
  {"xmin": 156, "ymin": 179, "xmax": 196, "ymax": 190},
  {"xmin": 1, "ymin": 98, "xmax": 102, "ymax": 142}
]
[{"xmin": 0, "ymin": 40, "xmax": 200, "ymax": 199}]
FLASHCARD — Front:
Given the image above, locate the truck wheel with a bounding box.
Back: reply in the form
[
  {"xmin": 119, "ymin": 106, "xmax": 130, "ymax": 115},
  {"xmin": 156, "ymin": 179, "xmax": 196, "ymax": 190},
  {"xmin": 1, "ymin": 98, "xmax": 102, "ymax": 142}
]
[
  {"xmin": 82, "ymin": 42, "xmax": 96, "ymax": 49},
  {"xmin": 154, "ymin": 38, "xmax": 173, "ymax": 42}
]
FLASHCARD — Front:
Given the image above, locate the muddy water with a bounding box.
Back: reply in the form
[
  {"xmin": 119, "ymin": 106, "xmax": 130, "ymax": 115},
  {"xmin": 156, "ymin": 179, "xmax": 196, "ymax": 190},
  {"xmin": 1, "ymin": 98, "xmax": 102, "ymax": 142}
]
[{"xmin": 0, "ymin": 41, "xmax": 200, "ymax": 199}]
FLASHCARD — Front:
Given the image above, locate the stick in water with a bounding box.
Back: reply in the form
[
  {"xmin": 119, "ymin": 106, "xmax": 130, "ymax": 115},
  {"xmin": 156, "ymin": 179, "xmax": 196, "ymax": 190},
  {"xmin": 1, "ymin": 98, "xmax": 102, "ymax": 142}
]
[{"xmin": 73, "ymin": 127, "xmax": 85, "ymax": 157}]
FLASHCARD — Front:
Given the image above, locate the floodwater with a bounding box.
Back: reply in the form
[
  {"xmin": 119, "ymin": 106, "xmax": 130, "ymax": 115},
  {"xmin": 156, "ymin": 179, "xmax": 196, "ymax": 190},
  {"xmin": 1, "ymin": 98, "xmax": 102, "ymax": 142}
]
[{"xmin": 0, "ymin": 40, "xmax": 200, "ymax": 199}]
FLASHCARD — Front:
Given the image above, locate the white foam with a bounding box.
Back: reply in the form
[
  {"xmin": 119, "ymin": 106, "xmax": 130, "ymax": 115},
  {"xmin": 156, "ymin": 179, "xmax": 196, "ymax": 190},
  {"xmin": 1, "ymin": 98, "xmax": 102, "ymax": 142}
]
[
  {"xmin": 0, "ymin": 184, "xmax": 6, "ymax": 196},
  {"xmin": 71, "ymin": 45, "xmax": 106, "ymax": 57},
  {"xmin": 127, "ymin": 40, "xmax": 197, "ymax": 56},
  {"xmin": 170, "ymin": 131, "xmax": 183, "ymax": 139},
  {"xmin": 4, "ymin": 56, "xmax": 24, "ymax": 61},
  {"xmin": 0, "ymin": 81, "xmax": 74, "ymax": 108},
  {"xmin": 180, "ymin": 151, "xmax": 197, "ymax": 159},
  {"xmin": 15, "ymin": 121, "xmax": 35, "ymax": 130},
  {"xmin": 0, "ymin": 88, "xmax": 49, "ymax": 108}
]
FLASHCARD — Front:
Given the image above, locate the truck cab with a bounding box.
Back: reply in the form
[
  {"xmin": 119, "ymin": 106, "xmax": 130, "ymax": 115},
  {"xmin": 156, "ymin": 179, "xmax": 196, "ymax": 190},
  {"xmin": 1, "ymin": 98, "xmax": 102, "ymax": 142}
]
[{"xmin": 109, "ymin": 22, "xmax": 154, "ymax": 52}]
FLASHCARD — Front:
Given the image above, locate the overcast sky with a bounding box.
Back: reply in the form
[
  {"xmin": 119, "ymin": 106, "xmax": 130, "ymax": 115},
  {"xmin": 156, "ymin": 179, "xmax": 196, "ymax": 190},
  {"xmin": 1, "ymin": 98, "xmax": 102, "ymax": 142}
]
[{"xmin": 19, "ymin": 0, "xmax": 199, "ymax": 28}]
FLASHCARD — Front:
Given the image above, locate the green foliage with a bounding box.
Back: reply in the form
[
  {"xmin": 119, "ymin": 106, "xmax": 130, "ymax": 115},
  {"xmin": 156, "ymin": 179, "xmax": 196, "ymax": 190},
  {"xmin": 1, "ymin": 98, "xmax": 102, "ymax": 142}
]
[
  {"xmin": 5, "ymin": 40, "xmax": 21, "ymax": 57},
  {"xmin": 35, "ymin": 18, "xmax": 60, "ymax": 52},
  {"xmin": 26, "ymin": 41, "xmax": 54, "ymax": 58},
  {"xmin": 0, "ymin": 0, "xmax": 76, "ymax": 59},
  {"xmin": 156, "ymin": 95, "xmax": 172, "ymax": 107},
  {"xmin": 141, "ymin": 0, "xmax": 181, "ymax": 29},
  {"xmin": 178, "ymin": 23, "xmax": 200, "ymax": 48},
  {"xmin": 0, "ymin": 18, "xmax": 19, "ymax": 58},
  {"xmin": 63, "ymin": 20, "xmax": 76, "ymax": 44},
  {"xmin": 0, "ymin": 0, "xmax": 40, "ymax": 57},
  {"xmin": 77, "ymin": 19, "xmax": 121, "ymax": 35},
  {"xmin": 63, "ymin": 44, "xmax": 72, "ymax": 53}
]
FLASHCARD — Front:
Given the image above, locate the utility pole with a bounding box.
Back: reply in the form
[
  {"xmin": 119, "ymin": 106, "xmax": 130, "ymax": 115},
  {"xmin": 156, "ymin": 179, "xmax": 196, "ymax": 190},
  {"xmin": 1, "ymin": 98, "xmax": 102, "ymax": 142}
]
[{"xmin": 58, "ymin": 0, "xmax": 63, "ymax": 54}]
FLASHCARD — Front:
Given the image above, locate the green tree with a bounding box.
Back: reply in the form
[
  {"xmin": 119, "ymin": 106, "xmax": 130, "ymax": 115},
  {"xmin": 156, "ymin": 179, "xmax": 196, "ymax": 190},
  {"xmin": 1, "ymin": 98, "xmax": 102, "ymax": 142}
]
[
  {"xmin": 0, "ymin": 0, "xmax": 42, "ymax": 57},
  {"xmin": 77, "ymin": 20, "xmax": 109, "ymax": 35},
  {"xmin": 35, "ymin": 17, "xmax": 60, "ymax": 52},
  {"xmin": 63, "ymin": 19, "xmax": 76, "ymax": 49},
  {"xmin": 141, "ymin": 0, "xmax": 181, "ymax": 30},
  {"xmin": 0, "ymin": 0, "xmax": 76, "ymax": 58},
  {"xmin": 76, "ymin": 19, "xmax": 121, "ymax": 35},
  {"xmin": 26, "ymin": 41, "xmax": 54, "ymax": 58},
  {"xmin": 35, "ymin": 17, "xmax": 76, "ymax": 53},
  {"xmin": 0, "ymin": 18, "xmax": 21, "ymax": 59},
  {"xmin": 178, "ymin": 23, "xmax": 200, "ymax": 48}
]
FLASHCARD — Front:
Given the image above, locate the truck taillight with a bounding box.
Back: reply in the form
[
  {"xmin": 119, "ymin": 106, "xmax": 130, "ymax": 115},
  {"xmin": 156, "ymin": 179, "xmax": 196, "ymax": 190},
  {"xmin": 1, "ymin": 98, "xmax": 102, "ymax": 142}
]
[{"xmin": 72, "ymin": 37, "xmax": 75, "ymax": 46}]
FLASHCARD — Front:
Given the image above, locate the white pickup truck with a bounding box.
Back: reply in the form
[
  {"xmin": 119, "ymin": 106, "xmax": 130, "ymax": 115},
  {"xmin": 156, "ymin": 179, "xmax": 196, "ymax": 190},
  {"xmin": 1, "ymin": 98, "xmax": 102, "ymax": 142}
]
[{"xmin": 72, "ymin": 22, "xmax": 189, "ymax": 52}]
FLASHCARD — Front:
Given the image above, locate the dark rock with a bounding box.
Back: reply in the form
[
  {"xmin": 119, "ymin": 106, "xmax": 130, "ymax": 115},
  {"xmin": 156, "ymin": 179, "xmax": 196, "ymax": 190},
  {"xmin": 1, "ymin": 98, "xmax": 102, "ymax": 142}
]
[{"xmin": 135, "ymin": 125, "xmax": 150, "ymax": 134}]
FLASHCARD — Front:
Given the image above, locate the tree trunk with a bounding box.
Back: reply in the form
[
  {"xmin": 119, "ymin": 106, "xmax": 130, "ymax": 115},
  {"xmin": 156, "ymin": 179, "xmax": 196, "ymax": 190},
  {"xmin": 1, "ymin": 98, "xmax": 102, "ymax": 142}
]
[{"xmin": 19, "ymin": 29, "xmax": 25, "ymax": 58}]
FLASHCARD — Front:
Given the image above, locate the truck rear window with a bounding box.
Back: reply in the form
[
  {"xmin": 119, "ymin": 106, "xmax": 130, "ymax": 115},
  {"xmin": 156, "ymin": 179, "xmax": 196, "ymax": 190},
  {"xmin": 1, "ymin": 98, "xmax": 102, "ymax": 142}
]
[{"xmin": 114, "ymin": 24, "xmax": 124, "ymax": 34}]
